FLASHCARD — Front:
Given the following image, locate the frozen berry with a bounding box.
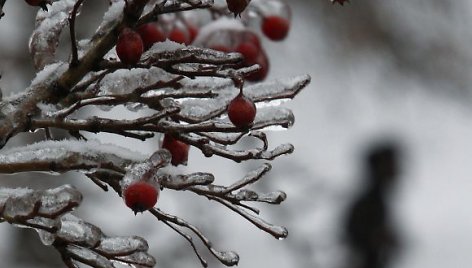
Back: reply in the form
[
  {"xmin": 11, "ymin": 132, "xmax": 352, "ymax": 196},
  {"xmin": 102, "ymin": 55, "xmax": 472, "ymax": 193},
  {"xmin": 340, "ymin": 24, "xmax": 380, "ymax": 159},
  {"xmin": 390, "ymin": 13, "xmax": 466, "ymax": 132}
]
[
  {"xmin": 226, "ymin": 0, "xmax": 249, "ymax": 17},
  {"xmin": 246, "ymin": 50, "xmax": 269, "ymax": 82},
  {"xmin": 137, "ymin": 23, "xmax": 166, "ymax": 50},
  {"xmin": 116, "ymin": 28, "xmax": 144, "ymax": 65},
  {"xmin": 227, "ymin": 93, "xmax": 257, "ymax": 129},
  {"xmin": 236, "ymin": 42, "xmax": 260, "ymax": 65},
  {"xmin": 262, "ymin": 16, "xmax": 290, "ymax": 41},
  {"xmin": 162, "ymin": 134, "xmax": 190, "ymax": 166},
  {"xmin": 25, "ymin": 0, "xmax": 49, "ymax": 11},
  {"xmin": 169, "ymin": 28, "xmax": 190, "ymax": 45},
  {"xmin": 244, "ymin": 32, "xmax": 262, "ymax": 49},
  {"xmin": 187, "ymin": 24, "xmax": 199, "ymax": 44},
  {"xmin": 123, "ymin": 181, "xmax": 159, "ymax": 214}
]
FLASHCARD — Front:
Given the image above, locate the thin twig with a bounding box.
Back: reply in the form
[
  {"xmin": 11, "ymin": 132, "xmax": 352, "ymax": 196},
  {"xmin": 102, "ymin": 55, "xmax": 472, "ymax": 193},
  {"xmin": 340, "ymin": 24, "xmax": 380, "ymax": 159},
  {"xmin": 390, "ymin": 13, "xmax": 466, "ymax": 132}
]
[
  {"xmin": 69, "ymin": 0, "xmax": 85, "ymax": 67},
  {"xmin": 149, "ymin": 208, "xmax": 239, "ymax": 267},
  {"xmin": 161, "ymin": 220, "xmax": 209, "ymax": 267}
]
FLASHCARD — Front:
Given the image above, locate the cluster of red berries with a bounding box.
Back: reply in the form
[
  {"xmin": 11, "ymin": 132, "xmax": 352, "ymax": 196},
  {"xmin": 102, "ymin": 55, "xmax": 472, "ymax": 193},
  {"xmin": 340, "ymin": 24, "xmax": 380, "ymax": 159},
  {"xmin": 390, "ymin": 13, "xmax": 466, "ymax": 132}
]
[
  {"xmin": 226, "ymin": 0, "xmax": 291, "ymax": 42},
  {"xmin": 208, "ymin": 31, "xmax": 269, "ymax": 82},
  {"xmin": 116, "ymin": 22, "xmax": 199, "ymax": 65},
  {"xmin": 122, "ymin": 133, "xmax": 190, "ymax": 214},
  {"xmin": 122, "ymin": 91, "xmax": 256, "ymax": 214}
]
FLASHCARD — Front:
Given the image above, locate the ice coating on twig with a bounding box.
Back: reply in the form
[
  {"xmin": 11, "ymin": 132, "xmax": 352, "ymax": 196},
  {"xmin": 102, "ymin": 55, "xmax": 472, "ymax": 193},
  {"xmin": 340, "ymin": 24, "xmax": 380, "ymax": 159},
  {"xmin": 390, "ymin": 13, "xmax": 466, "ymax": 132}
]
[
  {"xmin": 94, "ymin": 0, "xmax": 125, "ymax": 38},
  {"xmin": 97, "ymin": 67, "xmax": 176, "ymax": 96},
  {"xmin": 95, "ymin": 236, "xmax": 149, "ymax": 255},
  {"xmin": 177, "ymin": 75, "xmax": 310, "ymax": 122},
  {"xmin": 0, "ymin": 185, "xmax": 156, "ymax": 267},
  {"xmin": 58, "ymin": 214, "xmax": 156, "ymax": 267},
  {"xmin": 120, "ymin": 149, "xmax": 171, "ymax": 189},
  {"xmin": 31, "ymin": 62, "xmax": 68, "ymax": 87},
  {"xmin": 65, "ymin": 245, "xmax": 115, "ymax": 268},
  {"xmin": 0, "ymin": 185, "xmax": 81, "ymax": 222},
  {"xmin": 0, "ymin": 139, "xmax": 146, "ymax": 174},
  {"xmin": 29, "ymin": 0, "xmax": 76, "ymax": 70},
  {"xmin": 58, "ymin": 214, "xmax": 102, "ymax": 247}
]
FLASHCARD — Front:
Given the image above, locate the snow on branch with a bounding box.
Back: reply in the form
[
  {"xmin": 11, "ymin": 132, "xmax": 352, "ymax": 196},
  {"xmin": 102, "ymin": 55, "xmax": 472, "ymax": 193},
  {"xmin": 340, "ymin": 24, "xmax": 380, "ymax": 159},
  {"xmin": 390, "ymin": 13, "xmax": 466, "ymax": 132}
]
[{"xmin": 29, "ymin": 0, "xmax": 76, "ymax": 70}]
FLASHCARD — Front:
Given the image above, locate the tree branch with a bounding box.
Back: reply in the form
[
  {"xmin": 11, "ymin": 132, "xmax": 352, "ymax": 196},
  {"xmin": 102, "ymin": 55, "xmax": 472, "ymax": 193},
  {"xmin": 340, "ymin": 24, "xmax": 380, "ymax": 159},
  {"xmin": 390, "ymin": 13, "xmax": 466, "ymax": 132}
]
[
  {"xmin": 69, "ymin": 0, "xmax": 86, "ymax": 67},
  {"xmin": 0, "ymin": 0, "xmax": 150, "ymax": 149}
]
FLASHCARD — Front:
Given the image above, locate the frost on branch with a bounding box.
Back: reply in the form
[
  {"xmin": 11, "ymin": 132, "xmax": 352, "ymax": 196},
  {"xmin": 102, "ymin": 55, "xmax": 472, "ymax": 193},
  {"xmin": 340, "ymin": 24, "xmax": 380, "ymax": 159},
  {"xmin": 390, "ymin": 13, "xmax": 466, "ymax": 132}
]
[{"xmin": 0, "ymin": 0, "xmax": 311, "ymax": 267}]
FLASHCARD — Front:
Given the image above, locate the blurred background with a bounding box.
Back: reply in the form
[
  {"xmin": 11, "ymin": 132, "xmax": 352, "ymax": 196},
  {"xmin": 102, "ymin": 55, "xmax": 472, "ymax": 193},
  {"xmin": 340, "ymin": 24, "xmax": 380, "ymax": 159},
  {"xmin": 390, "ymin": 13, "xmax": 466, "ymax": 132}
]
[{"xmin": 2, "ymin": 0, "xmax": 472, "ymax": 267}]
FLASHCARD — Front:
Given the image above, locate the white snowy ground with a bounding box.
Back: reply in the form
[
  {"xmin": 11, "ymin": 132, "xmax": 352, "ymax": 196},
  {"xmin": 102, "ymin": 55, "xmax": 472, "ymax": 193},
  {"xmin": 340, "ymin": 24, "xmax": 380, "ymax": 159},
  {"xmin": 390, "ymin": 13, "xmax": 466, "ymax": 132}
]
[{"xmin": 2, "ymin": 1, "xmax": 472, "ymax": 268}]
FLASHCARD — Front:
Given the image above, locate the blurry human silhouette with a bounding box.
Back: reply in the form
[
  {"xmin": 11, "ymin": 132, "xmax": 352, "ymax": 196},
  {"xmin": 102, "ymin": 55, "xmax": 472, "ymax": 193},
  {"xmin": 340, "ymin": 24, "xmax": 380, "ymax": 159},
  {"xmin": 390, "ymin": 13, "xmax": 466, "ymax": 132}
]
[{"xmin": 344, "ymin": 141, "xmax": 401, "ymax": 268}]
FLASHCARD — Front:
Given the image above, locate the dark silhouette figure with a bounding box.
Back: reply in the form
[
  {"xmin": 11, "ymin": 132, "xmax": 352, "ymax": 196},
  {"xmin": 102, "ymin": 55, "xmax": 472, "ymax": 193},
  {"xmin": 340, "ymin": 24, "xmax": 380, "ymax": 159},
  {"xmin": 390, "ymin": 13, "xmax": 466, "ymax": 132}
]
[{"xmin": 345, "ymin": 142, "xmax": 401, "ymax": 268}]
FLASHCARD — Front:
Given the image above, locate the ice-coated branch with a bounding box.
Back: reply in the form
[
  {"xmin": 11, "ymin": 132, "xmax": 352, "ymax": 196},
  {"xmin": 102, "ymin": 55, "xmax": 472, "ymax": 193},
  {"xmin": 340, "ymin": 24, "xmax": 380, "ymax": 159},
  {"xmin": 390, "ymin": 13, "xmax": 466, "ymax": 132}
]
[
  {"xmin": 179, "ymin": 133, "xmax": 294, "ymax": 162},
  {"xmin": 149, "ymin": 208, "xmax": 240, "ymax": 267},
  {"xmin": 0, "ymin": 186, "xmax": 155, "ymax": 268},
  {"xmin": 138, "ymin": 0, "xmax": 214, "ymax": 25},
  {"xmin": 29, "ymin": 0, "xmax": 77, "ymax": 70},
  {"xmin": 0, "ymin": 140, "xmax": 146, "ymax": 174},
  {"xmin": 0, "ymin": 185, "xmax": 81, "ymax": 225},
  {"xmin": 95, "ymin": 46, "xmax": 254, "ymax": 81},
  {"xmin": 0, "ymin": 0, "xmax": 150, "ymax": 149},
  {"xmin": 32, "ymin": 108, "xmax": 180, "ymax": 139},
  {"xmin": 162, "ymin": 163, "xmax": 288, "ymax": 238},
  {"xmin": 54, "ymin": 215, "xmax": 156, "ymax": 268}
]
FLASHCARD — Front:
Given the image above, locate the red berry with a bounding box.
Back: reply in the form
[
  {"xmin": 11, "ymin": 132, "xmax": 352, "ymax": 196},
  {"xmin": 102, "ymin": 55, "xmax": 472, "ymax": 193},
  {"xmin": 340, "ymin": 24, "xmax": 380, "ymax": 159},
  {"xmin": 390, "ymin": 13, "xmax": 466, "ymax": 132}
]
[
  {"xmin": 227, "ymin": 93, "xmax": 257, "ymax": 129},
  {"xmin": 123, "ymin": 181, "xmax": 159, "ymax": 214},
  {"xmin": 116, "ymin": 28, "xmax": 144, "ymax": 65},
  {"xmin": 246, "ymin": 50, "xmax": 269, "ymax": 82},
  {"xmin": 226, "ymin": 0, "xmax": 249, "ymax": 17},
  {"xmin": 262, "ymin": 16, "xmax": 290, "ymax": 41},
  {"xmin": 169, "ymin": 28, "xmax": 190, "ymax": 45},
  {"xmin": 25, "ymin": 0, "xmax": 49, "ymax": 11},
  {"xmin": 244, "ymin": 32, "xmax": 262, "ymax": 49},
  {"xmin": 187, "ymin": 24, "xmax": 199, "ymax": 44},
  {"xmin": 162, "ymin": 134, "xmax": 190, "ymax": 166},
  {"xmin": 137, "ymin": 23, "xmax": 166, "ymax": 50},
  {"xmin": 236, "ymin": 42, "xmax": 260, "ymax": 65}
]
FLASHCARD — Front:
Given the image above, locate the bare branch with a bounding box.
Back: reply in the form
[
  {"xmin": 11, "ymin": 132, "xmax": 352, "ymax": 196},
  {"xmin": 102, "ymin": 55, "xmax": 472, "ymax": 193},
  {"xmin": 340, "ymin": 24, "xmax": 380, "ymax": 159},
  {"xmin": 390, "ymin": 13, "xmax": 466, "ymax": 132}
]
[{"xmin": 69, "ymin": 0, "xmax": 86, "ymax": 67}]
